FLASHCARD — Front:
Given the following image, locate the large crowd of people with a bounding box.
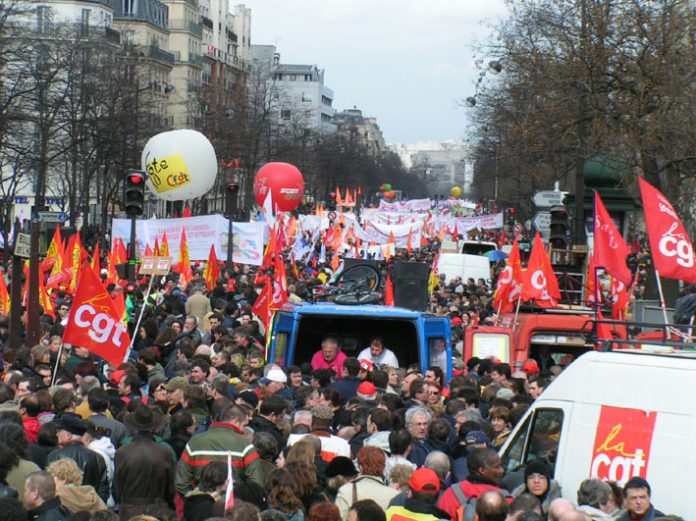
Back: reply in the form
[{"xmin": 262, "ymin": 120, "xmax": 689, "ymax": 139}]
[{"xmin": 0, "ymin": 231, "xmax": 681, "ymax": 521}]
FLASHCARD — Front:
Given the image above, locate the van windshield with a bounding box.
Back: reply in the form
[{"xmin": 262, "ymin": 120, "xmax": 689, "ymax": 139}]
[
  {"xmin": 461, "ymin": 242, "xmax": 497, "ymax": 256},
  {"xmin": 293, "ymin": 315, "xmax": 419, "ymax": 369}
]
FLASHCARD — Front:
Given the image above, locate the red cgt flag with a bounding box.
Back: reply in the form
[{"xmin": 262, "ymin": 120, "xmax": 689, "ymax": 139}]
[
  {"xmin": 594, "ymin": 192, "xmax": 632, "ymax": 286},
  {"xmin": 494, "ymin": 235, "xmax": 523, "ymax": 313},
  {"xmin": 251, "ymin": 278, "xmax": 273, "ymax": 328},
  {"xmin": 638, "ymin": 177, "xmax": 696, "ymax": 283},
  {"xmin": 384, "ymin": 274, "xmax": 395, "ymax": 306},
  {"xmin": 62, "ymin": 264, "xmax": 131, "ymax": 366},
  {"xmin": 522, "ymin": 233, "xmax": 560, "ymax": 308}
]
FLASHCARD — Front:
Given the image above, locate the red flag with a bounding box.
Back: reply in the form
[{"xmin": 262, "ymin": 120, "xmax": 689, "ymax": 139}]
[
  {"xmin": 251, "ymin": 278, "xmax": 273, "ymax": 327},
  {"xmin": 494, "ymin": 235, "xmax": 523, "ymax": 313},
  {"xmin": 262, "ymin": 225, "xmax": 278, "ymax": 270},
  {"xmin": 638, "ymin": 177, "xmax": 696, "ymax": 283},
  {"xmin": 42, "ymin": 226, "xmax": 63, "ymax": 272},
  {"xmin": 39, "ymin": 275, "xmax": 55, "ymax": 320},
  {"xmin": 175, "ymin": 227, "xmax": 193, "ymax": 287},
  {"xmin": 90, "ymin": 242, "xmax": 101, "ymax": 272},
  {"xmin": 522, "ymin": 233, "xmax": 560, "ymax": 308},
  {"xmin": 584, "ymin": 254, "xmax": 599, "ymax": 306},
  {"xmin": 62, "ymin": 264, "xmax": 130, "ymax": 366},
  {"xmin": 203, "ymin": 244, "xmax": 221, "ymax": 292},
  {"xmin": 610, "ymin": 276, "xmax": 630, "ymax": 320},
  {"xmin": 594, "ymin": 192, "xmax": 632, "ymax": 286},
  {"xmin": 153, "ymin": 238, "xmax": 161, "ymax": 257},
  {"xmin": 182, "ymin": 206, "xmax": 192, "ymax": 218},
  {"xmin": 224, "ymin": 454, "xmax": 235, "ymax": 511},
  {"xmin": 406, "ymin": 227, "xmax": 413, "ymax": 254},
  {"xmin": 144, "ymin": 243, "xmax": 153, "ymax": 257},
  {"xmin": 0, "ymin": 272, "xmax": 10, "ymax": 315},
  {"xmin": 160, "ymin": 232, "xmax": 170, "ymax": 258},
  {"xmin": 385, "ymin": 275, "xmax": 394, "ymax": 306},
  {"xmin": 271, "ymin": 256, "xmax": 289, "ymax": 309}
]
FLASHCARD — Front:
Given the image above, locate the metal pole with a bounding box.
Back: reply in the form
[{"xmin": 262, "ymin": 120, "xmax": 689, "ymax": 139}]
[
  {"xmin": 573, "ymin": 0, "xmax": 588, "ymax": 245},
  {"xmin": 9, "ymin": 219, "xmax": 24, "ymax": 349},
  {"xmin": 654, "ymin": 269, "xmax": 671, "ymax": 340},
  {"xmin": 128, "ymin": 215, "xmax": 136, "ymax": 282},
  {"xmin": 227, "ymin": 216, "xmax": 233, "ymax": 271},
  {"xmin": 50, "ymin": 343, "xmax": 64, "ymax": 387},
  {"xmin": 123, "ymin": 274, "xmax": 154, "ymax": 362},
  {"xmin": 26, "ymin": 219, "xmax": 41, "ymax": 346}
]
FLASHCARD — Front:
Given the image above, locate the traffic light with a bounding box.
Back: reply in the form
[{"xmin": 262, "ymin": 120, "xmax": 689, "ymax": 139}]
[
  {"xmin": 124, "ymin": 171, "xmax": 145, "ymax": 216},
  {"xmin": 549, "ymin": 205, "xmax": 569, "ymax": 249},
  {"xmin": 506, "ymin": 208, "xmax": 517, "ymax": 227},
  {"xmin": 225, "ymin": 181, "xmax": 240, "ymax": 217}
]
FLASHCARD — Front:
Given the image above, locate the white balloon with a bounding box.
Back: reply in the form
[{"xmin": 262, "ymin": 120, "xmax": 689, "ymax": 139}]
[{"xmin": 141, "ymin": 129, "xmax": 218, "ymax": 201}]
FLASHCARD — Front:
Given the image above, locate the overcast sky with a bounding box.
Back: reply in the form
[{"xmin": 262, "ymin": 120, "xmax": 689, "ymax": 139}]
[{"xmin": 239, "ymin": 0, "xmax": 509, "ymax": 145}]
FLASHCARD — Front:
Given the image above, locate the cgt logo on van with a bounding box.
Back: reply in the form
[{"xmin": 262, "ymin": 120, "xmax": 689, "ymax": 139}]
[{"xmin": 590, "ymin": 405, "xmax": 657, "ymax": 485}]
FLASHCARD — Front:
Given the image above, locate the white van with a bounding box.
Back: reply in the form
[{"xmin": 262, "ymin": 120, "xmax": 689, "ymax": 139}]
[
  {"xmin": 437, "ymin": 253, "xmax": 491, "ymax": 285},
  {"xmin": 499, "ymin": 349, "xmax": 696, "ymax": 516}
]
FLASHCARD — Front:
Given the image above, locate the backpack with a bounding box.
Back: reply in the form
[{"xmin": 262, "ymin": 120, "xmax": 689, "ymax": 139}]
[{"xmin": 452, "ymin": 484, "xmax": 477, "ymax": 521}]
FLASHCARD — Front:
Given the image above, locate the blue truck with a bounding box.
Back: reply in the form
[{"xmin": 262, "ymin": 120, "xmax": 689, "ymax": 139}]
[{"xmin": 267, "ymin": 302, "xmax": 453, "ymax": 380}]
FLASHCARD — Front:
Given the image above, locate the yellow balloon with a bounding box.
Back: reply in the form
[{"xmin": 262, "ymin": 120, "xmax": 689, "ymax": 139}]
[{"xmin": 451, "ymin": 186, "xmax": 462, "ymax": 198}]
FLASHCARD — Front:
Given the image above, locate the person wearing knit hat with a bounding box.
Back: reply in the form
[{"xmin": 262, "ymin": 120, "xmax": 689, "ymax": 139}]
[
  {"xmin": 386, "ymin": 467, "xmax": 450, "ymax": 521},
  {"xmin": 511, "ymin": 459, "xmax": 561, "ymax": 515}
]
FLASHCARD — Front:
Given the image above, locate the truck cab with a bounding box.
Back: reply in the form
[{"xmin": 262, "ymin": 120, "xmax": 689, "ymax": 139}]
[
  {"xmin": 267, "ymin": 303, "xmax": 453, "ymax": 379},
  {"xmin": 463, "ymin": 309, "xmax": 626, "ymax": 369}
]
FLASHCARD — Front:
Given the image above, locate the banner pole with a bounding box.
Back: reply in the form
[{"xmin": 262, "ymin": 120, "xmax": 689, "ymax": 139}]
[
  {"xmin": 512, "ymin": 296, "xmax": 523, "ymax": 330},
  {"xmin": 124, "ymin": 275, "xmax": 155, "ymax": 362}
]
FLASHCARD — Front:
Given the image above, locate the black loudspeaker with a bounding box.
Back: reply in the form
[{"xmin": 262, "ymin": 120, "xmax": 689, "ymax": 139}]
[
  {"xmin": 393, "ymin": 262, "xmax": 429, "ymax": 311},
  {"xmin": 343, "ymin": 258, "xmax": 382, "ymax": 271}
]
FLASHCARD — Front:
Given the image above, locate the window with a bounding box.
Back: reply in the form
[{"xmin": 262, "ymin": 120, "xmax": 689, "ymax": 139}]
[
  {"xmin": 501, "ymin": 408, "xmax": 564, "ymax": 474},
  {"xmin": 301, "ymin": 92, "xmax": 312, "ymax": 102},
  {"xmin": 36, "ymin": 6, "xmax": 52, "ymax": 33},
  {"xmin": 80, "ymin": 9, "xmax": 90, "ymax": 35},
  {"xmin": 281, "ymin": 109, "xmax": 291, "ymax": 120},
  {"xmin": 123, "ymin": 0, "xmax": 135, "ymax": 16},
  {"xmin": 274, "ymin": 333, "xmax": 287, "ymax": 365},
  {"xmin": 428, "ymin": 338, "xmax": 447, "ymax": 370},
  {"xmin": 273, "ymin": 73, "xmax": 283, "ymax": 81}
]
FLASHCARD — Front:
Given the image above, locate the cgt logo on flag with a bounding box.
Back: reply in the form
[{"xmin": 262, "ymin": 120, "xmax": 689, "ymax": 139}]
[
  {"xmin": 590, "ymin": 405, "xmax": 657, "ymax": 485},
  {"xmin": 63, "ymin": 264, "xmax": 131, "ymax": 366},
  {"xmin": 73, "ymin": 294, "xmax": 129, "ymax": 347}
]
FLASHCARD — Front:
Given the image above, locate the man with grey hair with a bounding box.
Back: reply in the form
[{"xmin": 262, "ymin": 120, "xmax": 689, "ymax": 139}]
[
  {"xmin": 405, "ymin": 406, "xmax": 432, "ymax": 467},
  {"xmin": 424, "ymin": 451, "xmax": 450, "ymax": 484},
  {"xmin": 24, "ymin": 471, "xmax": 69, "ymax": 519},
  {"xmin": 548, "ymin": 498, "xmax": 576, "ymax": 521},
  {"xmin": 576, "ymin": 479, "xmax": 614, "ymax": 520}
]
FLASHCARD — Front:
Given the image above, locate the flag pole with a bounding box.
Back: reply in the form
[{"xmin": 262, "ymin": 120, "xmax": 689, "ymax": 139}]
[
  {"xmin": 654, "ymin": 269, "xmax": 671, "ymax": 340},
  {"xmin": 512, "ymin": 296, "xmax": 523, "ymax": 329},
  {"xmin": 124, "ymin": 274, "xmax": 155, "ymax": 362},
  {"xmin": 50, "ymin": 343, "xmax": 65, "ymax": 387}
]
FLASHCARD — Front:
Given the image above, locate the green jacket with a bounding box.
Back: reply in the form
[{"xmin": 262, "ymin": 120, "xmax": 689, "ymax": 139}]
[{"xmin": 176, "ymin": 422, "xmax": 263, "ymax": 495}]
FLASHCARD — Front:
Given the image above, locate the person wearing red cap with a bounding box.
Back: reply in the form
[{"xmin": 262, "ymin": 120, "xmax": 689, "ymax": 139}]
[
  {"xmin": 356, "ymin": 381, "xmax": 377, "ymax": 402},
  {"xmin": 385, "ymin": 467, "xmax": 450, "ymax": 521},
  {"xmin": 357, "ymin": 336, "xmax": 399, "ymax": 369}
]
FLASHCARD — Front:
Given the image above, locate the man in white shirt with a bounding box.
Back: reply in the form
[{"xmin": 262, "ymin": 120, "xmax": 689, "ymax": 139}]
[{"xmin": 357, "ymin": 335, "xmax": 399, "ymax": 369}]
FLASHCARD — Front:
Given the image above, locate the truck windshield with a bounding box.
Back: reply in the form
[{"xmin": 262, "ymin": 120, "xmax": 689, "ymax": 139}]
[{"xmin": 293, "ymin": 315, "xmax": 419, "ymax": 369}]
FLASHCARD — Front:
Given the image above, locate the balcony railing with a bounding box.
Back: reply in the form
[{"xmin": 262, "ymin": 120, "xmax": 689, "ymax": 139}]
[
  {"xmin": 169, "ymin": 19, "xmax": 203, "ymax": 37},
  {"xmin": 148, "ymin": 46, "xmax": 175, "ymax": 66}
]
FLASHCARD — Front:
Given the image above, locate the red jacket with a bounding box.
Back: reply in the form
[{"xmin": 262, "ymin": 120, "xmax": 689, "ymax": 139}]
[
  {"xmin": 23, "ymin": 416, "xmax": 41, "ymax": 443},
  {"xmin": 437, "ymin": 480, "xmax": 506, "ymax": 521}
]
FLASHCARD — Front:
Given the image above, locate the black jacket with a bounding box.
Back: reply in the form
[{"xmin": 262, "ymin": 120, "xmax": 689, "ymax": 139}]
[
  {"xmin": 113, "ymin": 432, "xmax": 176, "ymax": 508},
  {"xmin": 47, "ymin": 443, "xmax": 109, "ymax": 502},
  {"xmin": 250, "ymin": 415, "xmax": 286, "ymax": 450},
  {"xmin": 27, "ymin": 496, "xmax": 72, "ymax": 521}
]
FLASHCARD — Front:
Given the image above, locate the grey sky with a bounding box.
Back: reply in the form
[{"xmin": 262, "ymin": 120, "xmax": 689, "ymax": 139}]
[{"xmin": 240, "ymin": 0, "xmax": 509, "ymax": 145}]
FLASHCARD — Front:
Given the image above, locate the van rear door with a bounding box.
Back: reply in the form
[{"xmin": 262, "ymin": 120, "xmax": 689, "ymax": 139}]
[
  {"xmin": 422, "ymin": 317, "xmax": 453, "ymax": 380},
  {"xmin": 268, "ymin": 311, "xmax": 298, "ymax": 367}
]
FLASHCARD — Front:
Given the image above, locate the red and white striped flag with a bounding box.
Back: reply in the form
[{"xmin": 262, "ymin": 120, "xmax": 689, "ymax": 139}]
[{"xmin": 224, "ymin": 453, "xmax": 235, "ymax": 511}]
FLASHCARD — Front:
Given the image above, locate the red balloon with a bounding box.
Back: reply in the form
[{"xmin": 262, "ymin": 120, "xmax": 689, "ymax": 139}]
[
  {"xmin": 254, "ymin": 162, "xmax": 304, "ymax": 212},
  {"xmin": 383, "ymin": 190, "xmax": 396, "ymax": 200}
]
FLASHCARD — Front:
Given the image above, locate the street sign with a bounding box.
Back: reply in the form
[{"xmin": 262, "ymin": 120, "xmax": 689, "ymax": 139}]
[
  {"xmin": 328, "ymin": 211, "xmax": 337, "ymax": 221},
  {"xmin": 533, "ymin": 211, "xmax": 551, "ymax": 238},
  {"xmin": 513, "ymin": 223, "xmax": 524, "ymax": 235},
  {"xmin": 14, "ymin": 233, "xmax": 31, "ymax": 258},
  {"xmin": 38, "ymin": 211, "xmax": 68, "ymax": 223},
  {"xmin": 532, "ymin": 190, "xmax": 567, "ymax": 208}
]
